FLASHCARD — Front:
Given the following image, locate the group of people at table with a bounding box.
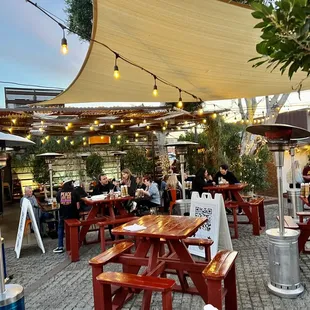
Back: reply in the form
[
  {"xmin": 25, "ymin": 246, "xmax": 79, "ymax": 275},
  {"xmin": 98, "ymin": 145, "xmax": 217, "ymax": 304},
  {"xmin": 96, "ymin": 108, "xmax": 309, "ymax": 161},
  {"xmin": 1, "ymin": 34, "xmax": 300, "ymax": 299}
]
[{"xmin": 22, "ymin": 163, "xmax": 240, "ymax": 254}]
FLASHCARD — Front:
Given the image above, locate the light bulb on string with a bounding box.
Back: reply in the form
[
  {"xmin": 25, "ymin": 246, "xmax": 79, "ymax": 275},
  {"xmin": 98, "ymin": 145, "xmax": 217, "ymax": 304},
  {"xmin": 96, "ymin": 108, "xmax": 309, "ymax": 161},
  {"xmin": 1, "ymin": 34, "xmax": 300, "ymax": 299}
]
[
  {"xmin": 57, "ymin": 139, "xmax": 61, "ymax": 144},
  {"xmin": 83, "ymin": 141, "xmax": 87, "ymax": 146},
  {"xmin": 61, "ymin": 28, "xmax": 68, "ymax": 55},
  {"xmin": 198, "ymin": 108, "xmax": 203, "ymax": 115},
  {"xmin": 212, "ymin": 112, "xmax": 217, "ymax": 119},
  {"xmin": 152, "ymin": 76, "xmax": 158, "ymax": 97},
  {"xmin": 113, "ymin": 54, "xmax": 120, "ymax": 79},
  {"xmin": 11, "ymin": 119, "xmax": 16, "ymax": 125},
  {"xmin": 26, "ymin": 134, "xmax": 31, "ymax": 140},
  {"xmin": 8, "ymin": 127, "xmax": 13, "ymax": 133},
  {"xmin": 45, "ymin": 135, "xmax": 50, "ymax": 141},
  {"xmin": 177, "ymin": 89, "xmax": 183, "ymax": 108}
]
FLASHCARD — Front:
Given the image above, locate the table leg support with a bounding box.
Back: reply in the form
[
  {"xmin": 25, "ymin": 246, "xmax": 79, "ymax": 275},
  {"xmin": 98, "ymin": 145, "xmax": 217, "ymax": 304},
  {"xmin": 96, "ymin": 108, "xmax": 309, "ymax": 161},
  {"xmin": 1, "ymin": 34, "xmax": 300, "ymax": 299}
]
[
  {"xmin": 69, "ymin": 226, "xmax": 79, "ymax": 262},
  {"xmin": 207, "ymin": 279, "xmax": 223, "ymax": 310},
  {"xmin": 92, "ymin": 265, "xmax": 104, "ymax": 310},
  {"xmin": 251, "ymin": 205, "xmax": 260, "ymax": 236},
  {"xmin": 224, "ymin": 265, "xmax": 237, "ymax": 310},
  {"xmin": 162, "ymin": 291, "xmax": 172, "ymax": 310}
]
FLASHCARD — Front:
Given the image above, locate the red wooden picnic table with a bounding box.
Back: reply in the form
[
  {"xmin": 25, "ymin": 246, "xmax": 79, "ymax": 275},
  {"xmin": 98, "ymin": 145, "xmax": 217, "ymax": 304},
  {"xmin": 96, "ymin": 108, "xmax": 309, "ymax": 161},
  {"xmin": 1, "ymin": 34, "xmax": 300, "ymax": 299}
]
[
  {"xmin": 203, "ymin": 183, "xmax": 265, "ymax": 235},
  {"xmin": 110, "ymin": 215, "xmax": 227, "ymax": 309},
  {"xmin": 79, "ymin": 195, "xmax": 134, "ymax": 242}
]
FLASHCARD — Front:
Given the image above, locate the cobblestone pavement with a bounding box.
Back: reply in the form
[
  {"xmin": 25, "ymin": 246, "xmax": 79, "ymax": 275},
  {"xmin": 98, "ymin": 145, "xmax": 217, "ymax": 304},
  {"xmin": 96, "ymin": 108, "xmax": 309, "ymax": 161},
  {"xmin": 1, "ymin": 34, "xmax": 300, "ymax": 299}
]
[{"xmin": 4, "ymin": 204, "xmax": 310, "ymax": 309}]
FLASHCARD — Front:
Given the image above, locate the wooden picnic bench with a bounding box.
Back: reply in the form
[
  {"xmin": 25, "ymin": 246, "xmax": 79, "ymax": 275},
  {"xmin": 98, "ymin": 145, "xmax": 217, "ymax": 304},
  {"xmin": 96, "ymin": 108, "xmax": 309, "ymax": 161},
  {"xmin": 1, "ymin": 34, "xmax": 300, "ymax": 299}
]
[
  {"xmin": 90, "ymin": 216, "xmax": 239, "ymax": 310},
  {"xmin": 65, "ymin": 216, "xmax": 137, "ymax": 262},
  {"xmin": 97, "ymin": 272, "xmax": 175, "ymax": 310}
]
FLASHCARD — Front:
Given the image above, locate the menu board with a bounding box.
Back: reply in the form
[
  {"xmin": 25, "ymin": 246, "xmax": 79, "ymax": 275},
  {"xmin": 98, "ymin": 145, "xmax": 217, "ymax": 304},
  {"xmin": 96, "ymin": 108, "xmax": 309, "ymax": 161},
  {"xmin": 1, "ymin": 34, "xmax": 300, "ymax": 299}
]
[
  {"xmin": 15, "ymin": 199, "xmax": 45, "ymax": 259},
  {"xmin": 189, "ymin": 192, "xmax": 233, "ymax": 258}
]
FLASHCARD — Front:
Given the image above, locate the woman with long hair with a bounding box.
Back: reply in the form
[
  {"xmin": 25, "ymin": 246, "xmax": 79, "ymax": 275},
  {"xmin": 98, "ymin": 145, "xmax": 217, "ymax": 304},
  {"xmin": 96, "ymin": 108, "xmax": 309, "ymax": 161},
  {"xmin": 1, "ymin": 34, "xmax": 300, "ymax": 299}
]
[
  {"xmin": 162, "ymin": 174, "xmax": 182, "ymax": 214},
  {"xmin": 121, "ymin": 168, "xmax": 137, "ymax": 196},
  {"xmin": 192, "ymin": 168, "xmax": 214, "ymax": 195}
]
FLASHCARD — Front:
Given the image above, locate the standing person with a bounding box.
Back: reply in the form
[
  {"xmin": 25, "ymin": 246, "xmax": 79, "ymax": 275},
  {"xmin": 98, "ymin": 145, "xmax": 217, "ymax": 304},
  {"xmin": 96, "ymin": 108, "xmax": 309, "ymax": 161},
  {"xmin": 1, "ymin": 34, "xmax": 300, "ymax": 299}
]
[
  {"xmin": 121, "ymin": 168, "xmax": 137, "ymax": 196},
  {"xmin": 92, "ymin": 174, "xmax": 113, "ymax": 195},
  {"xmin": 214, "ymin": 164, "xmax": 239, "ymax": 185},
  {"xmin": 53, "ymin": 180, "xmax": 79, "ymax": 254},
  {"xmin": 287, "ymin": 160, "xmax": 304, "ymax": 189}
]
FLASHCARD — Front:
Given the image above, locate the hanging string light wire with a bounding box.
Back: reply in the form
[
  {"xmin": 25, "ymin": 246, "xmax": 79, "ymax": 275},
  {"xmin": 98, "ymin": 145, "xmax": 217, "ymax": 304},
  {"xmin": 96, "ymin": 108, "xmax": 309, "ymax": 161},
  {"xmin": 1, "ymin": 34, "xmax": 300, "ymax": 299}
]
[{"xmin": 25, "ymin": 0, "xmax": 204, "ymax": 104}]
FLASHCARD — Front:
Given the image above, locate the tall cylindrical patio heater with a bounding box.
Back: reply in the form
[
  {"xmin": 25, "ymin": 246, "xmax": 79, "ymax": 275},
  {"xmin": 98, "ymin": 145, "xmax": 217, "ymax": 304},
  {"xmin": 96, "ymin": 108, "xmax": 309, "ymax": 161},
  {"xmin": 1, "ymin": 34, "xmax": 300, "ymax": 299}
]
[{"xmin": 246, "ymin": 124, "xmax": 310, "ymax": 298}]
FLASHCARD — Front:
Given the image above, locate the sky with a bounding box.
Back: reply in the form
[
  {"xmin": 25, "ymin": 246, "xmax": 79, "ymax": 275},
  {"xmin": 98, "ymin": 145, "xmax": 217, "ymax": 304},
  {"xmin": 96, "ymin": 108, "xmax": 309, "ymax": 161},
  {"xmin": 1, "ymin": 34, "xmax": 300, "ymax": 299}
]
[
  {"xmin": 1, "ymin": 0, "xmax": 310, "ymax": 115},
  {"xmin": 0, "ymin": 0, "xmax": 88, "ymax": 107}
]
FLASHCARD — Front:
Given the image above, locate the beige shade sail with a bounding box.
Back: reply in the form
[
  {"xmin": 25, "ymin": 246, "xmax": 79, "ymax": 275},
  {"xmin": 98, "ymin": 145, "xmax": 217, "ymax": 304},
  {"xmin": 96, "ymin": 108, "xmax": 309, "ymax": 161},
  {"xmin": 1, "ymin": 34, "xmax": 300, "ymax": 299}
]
[{"xmin": 40, "ymin": 0, "xmax": 310, "ymax": 106}]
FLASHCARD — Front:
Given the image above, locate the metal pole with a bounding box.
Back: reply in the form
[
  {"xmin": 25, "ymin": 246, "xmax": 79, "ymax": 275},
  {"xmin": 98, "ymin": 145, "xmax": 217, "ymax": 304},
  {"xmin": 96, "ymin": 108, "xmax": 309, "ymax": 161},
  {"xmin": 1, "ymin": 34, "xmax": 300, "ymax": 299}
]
[
  {"xmin": 277, "ymin": 164, "xmax": 285, "ymax": 235},
  {"xmin": 0, "ymin": 230, "xmax": 5, "ymax": 294},
  {"xmin": 48, "ymin": 162, "xmax": 53, "ymax": 200},
  {"xmin": 180, "ymin": 154, "xmax": 186, "ymax": 200},
  {"xmin": 290, "ymin": 147, "xmax": 296, "ymax": 190},
  {"xmin": 116, "ymin": 156, "xmax": 121, "ymax": 180},
  {"xmin": 151, "ymin": 134, "xmax": 155, "ymax": 180}
]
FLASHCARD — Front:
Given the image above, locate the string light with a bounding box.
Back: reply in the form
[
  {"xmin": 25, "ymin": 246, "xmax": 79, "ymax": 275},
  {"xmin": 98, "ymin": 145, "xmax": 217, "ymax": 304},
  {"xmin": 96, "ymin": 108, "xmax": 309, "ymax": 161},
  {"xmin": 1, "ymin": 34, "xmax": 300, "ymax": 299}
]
[
  {"xmin": 61, "ymin": 28, "xmax": 68, "ymax": 55},
  {"xmin": 89, "ymin": 126, "xmax": 94, "ymax": 131},
  {"xmin": 114, "ymin": 54, "xmax": 120, "ymax": 79},
  {"xmin": 11, "ymin": 119, "xmax": 16, "ymax": 125},
  {"xmin": 162, "ymin": 126, "xmax": 166, "ymax": 131},
  {"xmin": 57, "ymin": 139, "xmax": 61, "ymax": 144},
  {"xmin": 110, "ymin": 124, "xmax": 114, "ymax": 129},
  {"xmin": 120, "ymin": 119, "xmax": 124, "ymax": 123},
  {"xmin": 202, "ymin": 119, "xmax": 207, "ymax": 124},
  {"xmin": 198, "ymin": 108, "xmax": 203, "ymax": 115},
  {"xmin": 177, "ymin": 89, "xmax": 183, "ymax": 108},
  {"xmin": 130, "ymin": 119, "xmax": 134, "ymax": 123},
  {"xmin": 101, "ymin": 136, "xmax": 104, "ymax": 139},
  {"xmin": 135, "ymin": 138, "xmax": 138, "ymax": 142},
  {"xmin": 65, "ymin": 126, "xmax": 69, "ymax": 131},
  {"xmin": 164, "ymin": 121, "xmax": 168, "ymax": 125},
  {"xmin": 143, "ymin": 119, "xmax": 146, "ymax": 123},
  {"xmin": 152, "ymin": 76, "xmax": 158, "ymax": 97},
  {"xmin": 117, "ymin": 135, "xmax": 121, "ymax": 139},
  {"xmin": 41, "ymin": 138, "xmax": 45, "ymax": 144},
  {"xmin": 94, "ymin": 120, "xmax": 99, "ymax": 125},
  {"xmin": 135, "ymin": 133, "xmax": 139, "ymax": 137},
  {"xmin": 26, "ymin": 134, "xmax": 31, "ymax": 139},
  {"xmin": 64, "ymin": 136, "xmax": 68, "ymax": 140},
  {"xmin": 8, "ymin": 128, "xmax": 13, "ymax": 133},
  {"xmin": 68, "ymin": 122, "xmax": 72, "ymax": 127},
  {"xmin": 212, "ymin": 112, "xmax": 217, "ymax": 119},
  {"xmin": 146, "ymin": 125, "xmax": 150, "ymax": 129},
  {"xmin": 41, "ymin": 120, "xmax": 44, "ymax": 125},
  {"xmin": 70, "ymin": 140, "xmax": 74, "ymax": 145},
  {"xmin": 45, "ymin": 135, "xmax": 50, "ymax": 141},
  {"xmin": 82, "ymin": 137, "xmax": 86, "ymax": 141},
  {"xmin": 83, "ymin": 141, "xmax": 87, "ymax": 146},
  {"xmin": 117, "ymin": 140, "xmax": 120, "ymax": 144},
  {"xmin": 126, "ymin": 140, "xmax": 129, "ymax": 143},
  {"xmin": 26, "ymin": 0, "xmax": 204, "ymax": 104}
]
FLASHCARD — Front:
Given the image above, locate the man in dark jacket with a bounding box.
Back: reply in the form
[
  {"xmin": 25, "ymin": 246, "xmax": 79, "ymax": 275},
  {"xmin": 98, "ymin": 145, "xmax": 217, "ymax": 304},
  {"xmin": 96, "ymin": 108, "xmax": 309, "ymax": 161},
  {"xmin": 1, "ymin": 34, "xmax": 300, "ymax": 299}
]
[
  {"xmin": 93, "ymin": 174, "xmax": 113, "ymax": 195},
  {"xmin": 214, "ymin": 164, "xmax": 239, "ymax": 185}
]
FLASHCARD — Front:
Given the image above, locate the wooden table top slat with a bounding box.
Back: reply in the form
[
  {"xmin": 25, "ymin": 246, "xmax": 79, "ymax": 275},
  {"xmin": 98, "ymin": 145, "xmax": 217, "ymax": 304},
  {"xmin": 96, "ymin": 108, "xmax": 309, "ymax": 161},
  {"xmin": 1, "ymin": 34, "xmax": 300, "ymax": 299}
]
[{"xmin": 112, "ymin": 215, "xmax": 207, "ymax": 239}]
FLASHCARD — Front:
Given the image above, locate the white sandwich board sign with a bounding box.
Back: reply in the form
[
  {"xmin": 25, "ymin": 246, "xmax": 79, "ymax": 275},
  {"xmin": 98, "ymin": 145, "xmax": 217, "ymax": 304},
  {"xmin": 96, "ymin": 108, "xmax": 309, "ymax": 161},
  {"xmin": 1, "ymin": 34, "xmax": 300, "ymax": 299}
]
[
  {"xmin": 15, "ymin": 198, "xmax": 45, "ymax": 258},
  {"xmin": 189, "ymin": 192, "xmax": 233, "ymax": 258}
]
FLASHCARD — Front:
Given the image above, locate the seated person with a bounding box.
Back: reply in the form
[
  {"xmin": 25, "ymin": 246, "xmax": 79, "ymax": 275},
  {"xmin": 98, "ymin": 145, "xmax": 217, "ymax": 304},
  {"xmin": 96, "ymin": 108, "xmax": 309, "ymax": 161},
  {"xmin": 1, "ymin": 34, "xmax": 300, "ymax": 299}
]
[
  {"xmin": 120, "ymin": 168, "xmax": 137, "ymax": 196},
  {"xmin": 160, "ymin": 175, "xmax": 169, "ymax": 191},
  {"xmin": 73, "ymin": 180, "xmax": 92, "ymax": 212},
  {"xmin": 303, "ymin": 161, "xmax": 310, "ymax": 183},
  {"xmin": 214, "ymin": 164, "xmax": 239, "ymax": 185},
  {"xmin": 162, "ymin": 174, "xmax": 182, "ymax": 214},
  {"xmin": 92, "ymin": 174, "xmax": 113, "ymax": 195},
  {"xmin": 112, "ymin": 179, "xmax": 121, "ymax": 192},
  {"xmin": 135, "ymin": 175, "xmax": 160, "ymax": 215},
  {"xmin": 192, "ymin": 168, "xmax": 214, "ymax": 195},
  {"xmin": 136, "ymin": 176, "xmax": 146, "ymax": 190},
  {"xmin": 21, "ymin": 186, "xmax": 55, "ymax": 236}
]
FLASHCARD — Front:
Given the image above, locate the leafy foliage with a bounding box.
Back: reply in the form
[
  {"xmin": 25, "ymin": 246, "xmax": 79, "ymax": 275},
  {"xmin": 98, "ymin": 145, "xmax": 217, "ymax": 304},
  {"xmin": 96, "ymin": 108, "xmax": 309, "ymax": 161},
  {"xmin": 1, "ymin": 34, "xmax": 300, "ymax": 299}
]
[
  {"xmin": 240, "ymin": 145, "xmax": 271, "ymax": 192},
  {"xmin": 31, "ymin": 156, "xmax": 49, "ymax": 184},
  {"xmin": 86, "ymin": 153, "xmax": 104, "ymax": 179},
  {"xmin": 122, "ymin": 146, "xmax": 153, "ymax": 176},
  {"xmin": 249, "ymin": 0, "xmax": 310, "ymax": 85},
  {"xmin": 65, "ymin": 0, "xmax": 93, "ymax": 41}
]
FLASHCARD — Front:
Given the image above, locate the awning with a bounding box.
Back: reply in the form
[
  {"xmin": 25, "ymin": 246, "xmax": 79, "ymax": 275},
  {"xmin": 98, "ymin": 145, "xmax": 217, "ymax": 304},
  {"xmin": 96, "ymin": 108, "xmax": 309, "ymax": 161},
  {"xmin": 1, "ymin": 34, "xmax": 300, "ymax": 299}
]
[{"xmin": 40, "ymin": 0, "xmax": 310, "ymax": 106}]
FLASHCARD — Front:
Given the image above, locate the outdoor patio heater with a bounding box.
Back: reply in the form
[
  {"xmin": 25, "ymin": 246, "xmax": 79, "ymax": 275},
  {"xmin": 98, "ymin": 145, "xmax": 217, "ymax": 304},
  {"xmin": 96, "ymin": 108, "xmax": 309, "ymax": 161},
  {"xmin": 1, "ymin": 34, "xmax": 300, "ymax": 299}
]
[
  {"xmin": 287, "ymin": 143, "xmax": 303, "ymax": 218},
  {"xmin": 111, "ymin": 151, "xmax": 127, "ymax": 180},
  {"xmin": 246, "ymin": 124, "xmax": 310, "ymax": 298},
  {"xmin": 36, "ymin": 153, "xmax": 63, "ymax": 201},
  {"xmin": 165, "ymin": 141, "xmax": 198, "ymax": 200}
]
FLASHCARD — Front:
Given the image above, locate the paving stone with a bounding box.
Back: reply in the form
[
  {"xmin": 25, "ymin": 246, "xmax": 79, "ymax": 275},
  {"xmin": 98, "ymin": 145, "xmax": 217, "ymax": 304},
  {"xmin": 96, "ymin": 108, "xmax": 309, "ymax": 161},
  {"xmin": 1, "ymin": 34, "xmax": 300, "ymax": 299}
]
[{"xmin": 3, "ymin": 204, "xmax": 310, "ymax": 309}]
